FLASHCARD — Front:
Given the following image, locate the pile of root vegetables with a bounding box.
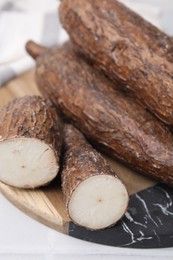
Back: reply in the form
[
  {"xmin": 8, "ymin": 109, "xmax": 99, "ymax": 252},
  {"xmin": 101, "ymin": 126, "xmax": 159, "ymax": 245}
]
[{"xmin": 1, "ymin": 0, "xmax": 173, "ymax": 230}]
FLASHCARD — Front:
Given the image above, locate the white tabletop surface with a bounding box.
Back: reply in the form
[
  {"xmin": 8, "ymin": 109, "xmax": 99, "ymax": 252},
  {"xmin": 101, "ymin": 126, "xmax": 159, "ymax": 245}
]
[{"xmin": 1, "ymin": 1, "xmax": 173, "ymax": 259}]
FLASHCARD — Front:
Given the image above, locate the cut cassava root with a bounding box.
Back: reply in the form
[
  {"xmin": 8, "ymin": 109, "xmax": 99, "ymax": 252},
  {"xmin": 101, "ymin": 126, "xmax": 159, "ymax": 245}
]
[
  {"xmin": 0, "ymin": 96, "xmax": 62, "ymax": 188},
  {"xmin": 61, "ymin": 124, "xmax": 128, "ymax": 230},
  {"xmin": 59, "ymin": 0, "xmax": 173, "ymax": 127},
  {"xmin": 26, "ymin": 41, "xmax": 173, "ymax": 187}
]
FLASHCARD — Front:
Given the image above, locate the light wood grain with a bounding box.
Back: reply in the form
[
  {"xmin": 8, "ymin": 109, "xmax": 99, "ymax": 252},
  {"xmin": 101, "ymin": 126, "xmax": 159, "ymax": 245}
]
[{"xmin": 0, "ymin": 70, "xmax": 156, "ymax": 233}]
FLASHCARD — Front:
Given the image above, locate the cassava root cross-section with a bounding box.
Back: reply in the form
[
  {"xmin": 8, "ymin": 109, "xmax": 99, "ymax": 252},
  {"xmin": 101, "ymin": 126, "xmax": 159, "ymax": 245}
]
[
  {"xmin": 61, "ymin": 124, "xmax": 128, "ymax": 230},
  {"xmin": 26, "ymin": 41, "xmax": 173, "ymax": 187},
  {"xmin": 0, "ymin": 95, "xmax": 62, "ymax": 188},
  {"xmin": 59, "ymin": 0, "xmax": 173, "ymax": 127}
]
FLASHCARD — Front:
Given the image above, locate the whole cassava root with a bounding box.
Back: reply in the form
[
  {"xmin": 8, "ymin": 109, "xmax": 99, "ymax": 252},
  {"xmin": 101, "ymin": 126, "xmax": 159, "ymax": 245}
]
[
  {"xmin": 26, "ymin": 41, "xmax": 173, "ymax": 187},
  {"xmin": 0, "ymin": 95, "xmax": 62, "ymax": 188},
  {"xmin": 60, "ymin": 0, "xmax": 173, "ymax": 62},
  {"xmin": 59, "ymin": 0, "xmax": 173, "ymax": 127},
  {"xmin": 61, "ymin": 124, "xmax": 128, "ymax": 230}
]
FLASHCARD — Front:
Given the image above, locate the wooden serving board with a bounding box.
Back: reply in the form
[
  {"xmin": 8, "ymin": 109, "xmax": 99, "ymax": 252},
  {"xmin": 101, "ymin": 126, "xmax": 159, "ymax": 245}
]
[{"xmin": 0, "ymin": 71, "xmax": 156, "ymax": 236}]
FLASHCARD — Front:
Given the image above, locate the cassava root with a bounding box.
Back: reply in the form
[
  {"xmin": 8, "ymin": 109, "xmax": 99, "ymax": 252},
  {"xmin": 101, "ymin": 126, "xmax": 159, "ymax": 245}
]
[
  {"xmin": 0, "ymin": 95, "xmax": 62, "ymax": 188},
  {"xmin": 61, "ymin": 124, "xmax": 128, "ymax": 230},
  {"xmin": 59, "ymin": 0, "xmax": 173, "ymax": 127},
  {"xmin": 26, "ymin": 41, "xmax": 173, "ymax": 187}
]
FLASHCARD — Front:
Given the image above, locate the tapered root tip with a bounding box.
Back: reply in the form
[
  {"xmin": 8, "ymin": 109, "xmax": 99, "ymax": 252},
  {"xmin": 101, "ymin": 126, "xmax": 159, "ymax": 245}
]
[{"xmin": 25, "ymin": 40, "xmax": 48, "ymax": 60}]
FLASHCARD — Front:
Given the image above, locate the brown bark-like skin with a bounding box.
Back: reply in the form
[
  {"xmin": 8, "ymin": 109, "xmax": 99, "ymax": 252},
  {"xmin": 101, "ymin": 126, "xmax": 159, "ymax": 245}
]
[
  {"xmin": 61, "ymin": 0, "xmax": 173, "ymax": 62},
  {"xmin": 35, "ymin": 42, "xmax": 173, "ymax": 186},
  {"xmin": 25, "ymin": 41, "xmax": 48, "ymax": 59},
  {"xmin": 61, "ymin": 124, "xmax": 123, "ymax": 214},
  {"xmin": 0, "ymin": 95, "xmax": 62, "ymax": 162},
  {"xmin": 59, "ymin": 0, "xmax": 173, "ymax": 127}
]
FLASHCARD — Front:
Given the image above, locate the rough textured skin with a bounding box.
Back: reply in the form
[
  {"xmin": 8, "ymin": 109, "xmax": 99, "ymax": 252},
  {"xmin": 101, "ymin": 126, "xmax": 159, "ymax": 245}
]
[
  {"xmin": 60, "ymin": 0, "xmax": 173, "ymax": 62},
  {"xmin": 25, "ymin": 40, "xmax": 48, "ymax": 60},
  {"xmin": 0, "ymin": 95, "xmax": 62, "ymax": 161},
  {"xmin": 59, "ymin": 0, "xmax": 173, "ymax": 126},
  {"xmin": 35, "ymin": 43, "xmax": 173, "ymax": 187},
  {"xmin": 61, "ymin": 124, "xmax": 122, "ymax": 212}
]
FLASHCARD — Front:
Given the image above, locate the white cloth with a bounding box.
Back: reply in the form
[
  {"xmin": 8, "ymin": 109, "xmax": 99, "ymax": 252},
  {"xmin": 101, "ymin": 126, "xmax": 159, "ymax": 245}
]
[
  {"xmin": 0, "ymin": 0, "xmax": 68, "ymax": 86},
  {"xmin": 0, "ymin": 0, "xmax": 161, "ymax": 86}
]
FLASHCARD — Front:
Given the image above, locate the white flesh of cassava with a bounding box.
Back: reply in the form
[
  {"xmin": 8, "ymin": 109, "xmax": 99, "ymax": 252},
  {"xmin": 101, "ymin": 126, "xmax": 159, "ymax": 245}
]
[
  {"xmin": 0, "ymin": 138, "xmax": 58, "ymax": 188},
  {"xmin": 69, "ymin": 175, "xmax": 128, "ymax": 230}
]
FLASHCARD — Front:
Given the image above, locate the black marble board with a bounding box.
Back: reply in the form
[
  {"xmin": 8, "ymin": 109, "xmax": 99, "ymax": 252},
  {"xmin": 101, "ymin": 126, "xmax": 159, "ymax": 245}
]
[{"xmin": 69, "ymin": 184, "xmax": 173, "ymax": 248}]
